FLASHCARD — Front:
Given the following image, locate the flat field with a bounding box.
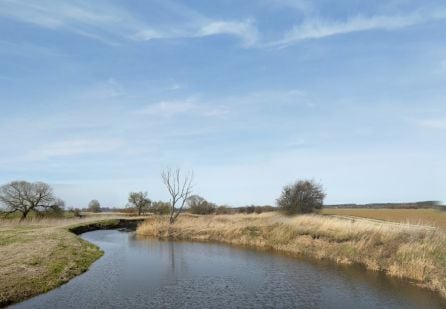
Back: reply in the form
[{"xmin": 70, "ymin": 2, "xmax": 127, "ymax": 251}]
[{"xmin": 321, "ymin": 208, "xmax": 446, "ymax": 230}]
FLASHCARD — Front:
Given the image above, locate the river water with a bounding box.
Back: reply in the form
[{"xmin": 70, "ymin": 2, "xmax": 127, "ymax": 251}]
[{"xmin": 12, "ymin": 230, "xmax": 446, "ymax": 308}]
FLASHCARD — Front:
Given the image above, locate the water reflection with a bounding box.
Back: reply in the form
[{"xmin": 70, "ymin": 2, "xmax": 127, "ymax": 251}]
[{"xmin": 12, "ymin": 230, "xmax": 446, "ymax": 309}]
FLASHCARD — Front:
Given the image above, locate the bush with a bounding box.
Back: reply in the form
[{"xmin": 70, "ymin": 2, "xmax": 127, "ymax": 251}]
[
  {"xmin": 88, "ymin": 200, "xmax": 101, "ymax": 213},
  {"xmin": 277, "ymin": 180, "xmax": 325, "ymax": 214},
  {"xmin": 150, "ymin": 201, "xmax": 170, "ymax": 215},
  {"xmin": 215, "ymin": 205, "xmax": 233, "ymax": 215},
  {"xmin": 246, "ymin": 206, "xmax": 256, "ymax": 214},
  {"xmin": 187, "ymin": 195, "xmax": 216, "ymax": 215}
]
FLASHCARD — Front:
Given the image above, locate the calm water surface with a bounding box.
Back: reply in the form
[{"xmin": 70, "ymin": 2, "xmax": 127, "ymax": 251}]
[{"xmin": 12, "ymin": 230, "xmax": 446, "ymax": 309}]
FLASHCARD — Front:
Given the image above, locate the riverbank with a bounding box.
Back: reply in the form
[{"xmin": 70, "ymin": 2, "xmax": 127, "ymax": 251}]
[
  {"xmin": 0, "ymin": 217, "xmax": 145, "ymax": 307},
  {"xmin": 136, "ymin": 212, "xmax": 446, "ymax": 298}
]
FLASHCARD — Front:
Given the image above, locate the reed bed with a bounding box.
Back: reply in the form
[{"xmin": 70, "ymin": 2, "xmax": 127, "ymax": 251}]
[{"xmin": 137, "ymin": 212, "xmax": 446, "ymax": 298}]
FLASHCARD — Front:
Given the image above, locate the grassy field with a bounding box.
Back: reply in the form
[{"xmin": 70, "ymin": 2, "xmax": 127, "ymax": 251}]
[
  {"xmin": 137, "ymin": 212, "xmax": 446, "ymax": 299},
  {"xmin": 321, "ymin": 208, "xmax": 446, "ymax": 230},
  {"xmin": 0, "ymin": 216, "xmax": 142, "ymax": 307}
]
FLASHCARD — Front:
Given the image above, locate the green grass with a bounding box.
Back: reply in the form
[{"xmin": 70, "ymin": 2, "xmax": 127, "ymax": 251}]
[{"xmin": 0, "ymin": 217, "xmax": 144, "ymax": 307}]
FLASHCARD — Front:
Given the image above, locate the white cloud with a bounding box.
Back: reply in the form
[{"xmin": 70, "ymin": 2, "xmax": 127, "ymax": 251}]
[
  {"xmin": 130, "ymin": 29, "xmax": 164, "ymax": 41},
  {"xmin": 196, "ymin": 20, "xmax": 258, "ymax": 47},
  {"xmin": 271, "ymin": 10, "xmax": 446, "ymax": 47},
  {"xmin": 28, "ymin": 138, "xmax": 124, "ymax": 160},
  {"xmin": 0, "ymin": 0, "xmax": 259, "ymax": 47},
  {"xmin": 273, "ymin": 14, "xmax": 420, "ymax": 47},
  {"xmin": 0, "ymin": 0, "xmax": 149, "ymax": 43}
]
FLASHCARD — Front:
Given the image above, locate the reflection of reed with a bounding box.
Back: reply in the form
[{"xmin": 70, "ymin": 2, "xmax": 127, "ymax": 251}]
[{"xmin": 169, "ymin": 241, "xmax": 175, "ymax": 271}]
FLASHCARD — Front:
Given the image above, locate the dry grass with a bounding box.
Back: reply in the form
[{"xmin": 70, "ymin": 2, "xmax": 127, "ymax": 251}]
[
  {"xmin": 0, "ymin": 216, "xmax": 146, "ymax": 307},
  {"xmin": 137, "ymin": 212, "xmax": 446, "ymax": 299},
  {"xmin": 321, "ymin": 208, "xmax": 446, "ymax": 230}
]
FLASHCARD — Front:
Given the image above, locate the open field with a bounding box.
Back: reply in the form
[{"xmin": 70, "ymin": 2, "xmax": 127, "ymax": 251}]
[
  {"xmin": 321, "ymin": 208, "xmax": 446, "ymax": 230},
  {"xmin": 137, "ymin": 212, "xmax": 446, "ymax": 299},
  {"xmin": 0, "ymin": 216, "xmax": 145, "ymax": 307}
]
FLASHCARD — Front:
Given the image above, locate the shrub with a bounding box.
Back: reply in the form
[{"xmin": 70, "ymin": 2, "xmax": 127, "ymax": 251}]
[
  {"xmin": 187, "ymin": 195, "xmax": 216, "ymax": 215},
  {"xmin": 277, "ymin": 180, "xmax": 326, "ymax": 214},
  {"xmin": 88, "ymin": 200, "xmax": 101, "ymax": 213},
  {"xmin": 150, "ymin": 201, "xmax": 170, "ymax": 215},
  {"xmin": 246, "ymin": 205, "xmax": 256, "ymax": 214},
  {"xmin": 215, "ymin": 205, "xmax": 233, "ymax": 215}
]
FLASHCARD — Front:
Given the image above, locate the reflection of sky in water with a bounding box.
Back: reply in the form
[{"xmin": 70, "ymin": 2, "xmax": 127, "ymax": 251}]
[{"xmin": 12, "ymin": 230, "xmax": 446, "ymax": 309}]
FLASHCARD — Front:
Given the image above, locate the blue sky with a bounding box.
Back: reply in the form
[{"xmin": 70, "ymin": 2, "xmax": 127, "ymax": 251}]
[{"xmin": 0, "ymin": 0, "xmax": 445, "ymax": 208}]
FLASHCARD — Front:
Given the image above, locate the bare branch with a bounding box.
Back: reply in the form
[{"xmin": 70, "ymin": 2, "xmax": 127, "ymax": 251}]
[
  {"xmin": 161, "ymin": 168, "xmax": 194, "ymax": 224},
  {"xmin": 0, "ymin": 181, "xmax": 63, "ymax": 220}
]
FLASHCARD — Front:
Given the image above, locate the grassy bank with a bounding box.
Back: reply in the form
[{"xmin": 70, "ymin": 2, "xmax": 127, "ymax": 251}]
[
  {"xmin": 137, "ymin": 212, "xmax": 446, "ymax": 298},
  {"xmin": 321, "ymin": 208, "xmax": 446, "ymax": 230},
  {"xmin": 0, "ymin": 217, "xmax": 144, "ymax": 307}
]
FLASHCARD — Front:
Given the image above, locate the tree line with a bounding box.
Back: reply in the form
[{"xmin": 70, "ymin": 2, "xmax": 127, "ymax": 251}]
[{"xmin": 0, "ymin": 168, "xmax": 326, "ymax": 222}]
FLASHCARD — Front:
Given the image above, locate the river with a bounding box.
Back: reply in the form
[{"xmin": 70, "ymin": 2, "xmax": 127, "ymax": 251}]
[{"xmin": 12, "ymin": 230, "xmax": 446, "ymax": 308}]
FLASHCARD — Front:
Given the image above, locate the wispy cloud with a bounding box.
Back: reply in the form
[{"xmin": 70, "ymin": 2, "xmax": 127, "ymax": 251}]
[
  {"xmin": 137, "ymin": 97, "xmax": 229, "ymax": 118},
  {"xmin": 0, "ymin": 0, "xmax": 258, "ymax": 47},
  {"xmin": 138, "ymin": 98, "xmax": 197, "ymax": 116},
  {"xmin": 27, "ymin": 138, "xmax": 124, "ymax": 160},
  {"xmin": 272, "ymin": 11, "xmax": 445, "ymax": 47},
  {"xmin": 196, "ymin": 20, "xmax": 258, "ymax": 47},
  {"xmin": 0, "ymin": 0, "xmax": 141, "ymax": 44}
]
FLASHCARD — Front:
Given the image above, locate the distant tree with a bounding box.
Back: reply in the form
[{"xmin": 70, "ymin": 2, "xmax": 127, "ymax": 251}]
[
  {"xmin": 127, "ymin": 191, "xmax": 151, "ymax": 216},
  {"xmin": 246, "ymin": 205, "xmax": 256, "ymax": 214},
  {"xmin": 0, "ymin": 181, "xmax": 64, "ymax": 220},
  {"xmin": 215, "ymin": 205, "xmax": 232, "ymax": 215},
  {"xmin": 150, "ymin": 201, "xmax": 170, "ymax": 215},
  {"xmin": 37, "ymin": 199, "xmax": 66, "ymax": 218},
  {"xmin": 68, "ymin": 207, "xmax": 82, "ymax": 218},
  {"xmin": 277, "ymin": 180, "xmax": 326, "ymax": 214},
  {"xmin": 187, "ymin": 195, "xmax": 216, "ymax": 215},
  {"xmin": 238, "ymin": 207, "xmax": 246, "ymax": 214},
  {"xmin": 88, "ymin": 199, "xmax": 101, "ymax": 213},
  {"xmin": 162, "ymin": 168, "xmax": 193, "ymax": 224}
]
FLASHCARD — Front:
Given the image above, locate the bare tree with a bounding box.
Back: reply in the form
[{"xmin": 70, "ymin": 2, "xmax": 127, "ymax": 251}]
[
  {"xmin": 127, "ymin": 191, "xmax": 151, "ymax": 216},
  {"xmin": 0, "ymin": 181, "xmax": 63, "ymax": 220},
  {"xmin": 161, "ymin": 168, "xmax": 193, "ymax": 224}
]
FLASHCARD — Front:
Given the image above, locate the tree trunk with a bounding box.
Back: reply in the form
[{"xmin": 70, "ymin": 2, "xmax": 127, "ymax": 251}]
[{"xmin": 19, "ymin": 211, "xmax": 28, "ymax": 221}]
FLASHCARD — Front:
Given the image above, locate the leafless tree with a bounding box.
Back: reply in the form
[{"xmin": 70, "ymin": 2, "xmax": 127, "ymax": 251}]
[
  {"xmin": 161, "ymin": 168, "xmax": 193, "ymax": 224},
  {"xmin": 127, "ymin": 191, "xmax": 151, "ymax": 216},
  {"xmin": 0, "ymin": 181, "xmax": 63, "ymax": 220}
]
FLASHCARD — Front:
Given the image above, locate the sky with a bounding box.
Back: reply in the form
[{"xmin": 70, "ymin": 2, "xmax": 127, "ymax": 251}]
[{"xmin": 0, "ymin": 0, "xmax": 445, "ymax": 208}]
